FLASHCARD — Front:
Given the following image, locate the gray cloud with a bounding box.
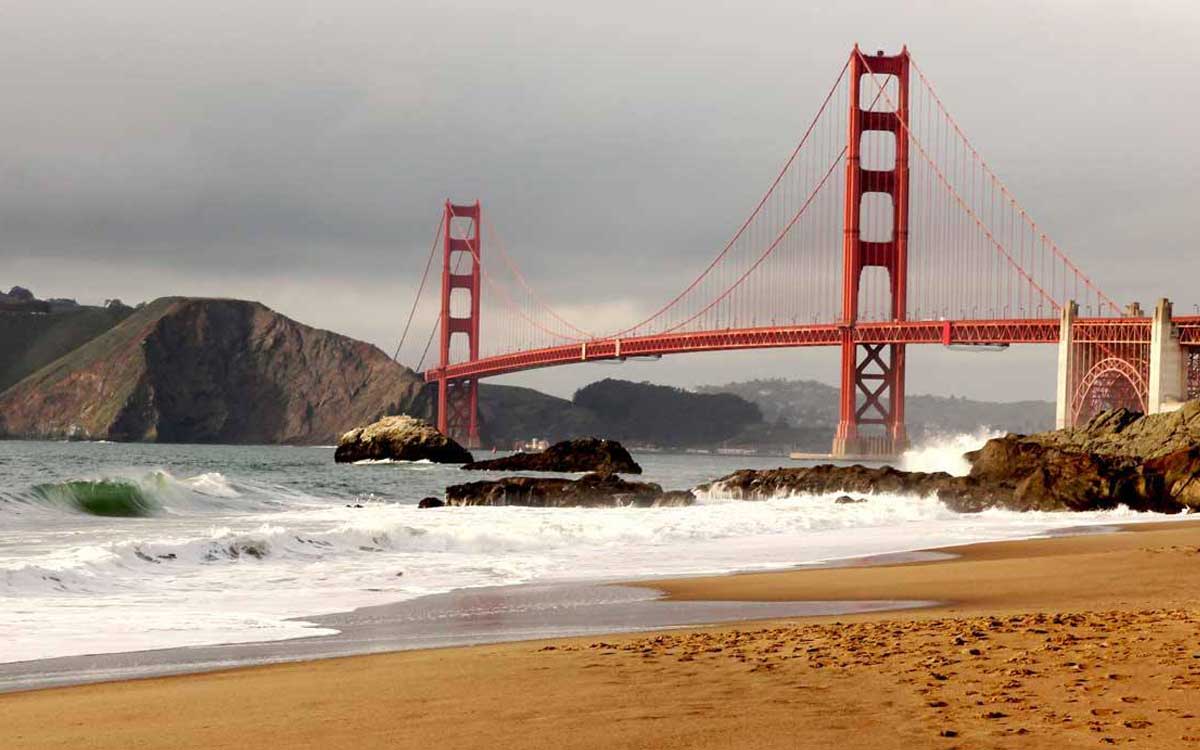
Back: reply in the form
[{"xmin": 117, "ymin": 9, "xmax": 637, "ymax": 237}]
[{"xmin": 2, "ymin": 0, "xmax": 1197, "ymax": 400}]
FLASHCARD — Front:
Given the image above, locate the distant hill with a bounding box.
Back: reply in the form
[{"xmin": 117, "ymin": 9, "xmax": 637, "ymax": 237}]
[
  {"xmin": 477, "ymin": 384, "xmax": 605, "ymax": 447},
  {"xmin": 698, "ymin": 378, "xmax": 1053, "ymax": 443},
  {"xmin": 572, "ymin": 378, "xmax": 762, "ymax": 447},
  {"xmin": 0, "ymin": 298, "xmax": 426, "ymax": 444}
]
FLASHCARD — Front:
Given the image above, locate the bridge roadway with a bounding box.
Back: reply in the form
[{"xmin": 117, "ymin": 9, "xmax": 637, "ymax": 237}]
[{"xmin": 425, "ymin": 316, "xmax": 1200, "ymax": 382}]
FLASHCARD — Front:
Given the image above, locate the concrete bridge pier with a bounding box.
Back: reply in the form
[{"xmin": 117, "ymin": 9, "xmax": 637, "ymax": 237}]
[
  {"xmin": 1054, "ymin": 301, "xmax": 1078, "ymax": 429},
  {"xmin": 1148, "ymin": 298, "xmax": 1186, "ymax": 415}
]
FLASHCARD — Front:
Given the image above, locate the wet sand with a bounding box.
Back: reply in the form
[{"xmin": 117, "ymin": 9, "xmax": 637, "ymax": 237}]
[
  {"xmin": 4, "ymin": 520, "xmax": 1200, "ymax": 749},
  {"xmin": 0, "ymin": 584, "xmax": 925, "ymax": 693}
]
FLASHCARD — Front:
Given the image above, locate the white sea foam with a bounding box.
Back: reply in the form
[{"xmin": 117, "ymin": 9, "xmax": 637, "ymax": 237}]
[
  {"xmin": 0, "ymin": 488, "xmax": 1175, "ymax": 663},
  {"xmin": 353, "ymin": 458, "xmax": 434, "ymax": 465},
  {"xmin": 899, "ymin": 428, "xmax": 1003, "ymax": 476},
  {"xmin": 181, "ymin": 472, "xmax": 241, "ymax": 498}
]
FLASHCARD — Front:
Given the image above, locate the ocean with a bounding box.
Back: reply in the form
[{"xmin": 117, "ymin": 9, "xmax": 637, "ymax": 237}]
[{"xmin": 0, "ymin": 436, "xmax": 1172, "ymax": 675}]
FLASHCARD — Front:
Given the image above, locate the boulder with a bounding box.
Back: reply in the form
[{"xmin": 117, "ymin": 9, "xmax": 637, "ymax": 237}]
[
  {"xmin": 461, "ymin": 438, "xmax": 641, "ymax": 474},
  {"xmin": 445, "ymin": 472, "xmax": 692, "ymax": 508},
  {"xmin": 417, "ymin": 496, "xmax": 445, "ymax": 509},
  {"xmin": 334, "ymin": 415, "xmax": 473, "ymax": 464}
]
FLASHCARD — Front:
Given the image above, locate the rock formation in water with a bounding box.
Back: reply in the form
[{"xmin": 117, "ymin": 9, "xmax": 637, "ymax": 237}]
[
  {"xmin": 444, "ymin": 472, "xmax": 694, "ymax": 508},
  {"xmin": 699, "ymin": 405, "xmax": 1200, "ymax": 514},
  {"xmin": 0, "ymin": 297, "xmax": 427, "ymax": 444},
  {"xmin": 461, "ymin": 438, "xmax": 641, "ymax": 474},
  {"xmin": 335, "ymin": 415, "xmax": 473, "ymax": 464}
]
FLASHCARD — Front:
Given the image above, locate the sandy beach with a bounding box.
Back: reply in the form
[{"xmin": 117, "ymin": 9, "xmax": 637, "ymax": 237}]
[{"xmin": 5, "ymin": 519, "xmax": 1200, "ymax": 749}]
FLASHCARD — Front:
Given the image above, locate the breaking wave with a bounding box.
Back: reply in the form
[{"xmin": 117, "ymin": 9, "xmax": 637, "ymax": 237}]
[
  {"xmin": 3, "ymin": 470, "xmax": 265, "ymax": 517},
  {"xmin": 31, "ymin": 479, "xmax": 160, "ymax": 517},
  {"xmin": 898, "ymin": 429, "xmax": 1003, "ymax": 476}
]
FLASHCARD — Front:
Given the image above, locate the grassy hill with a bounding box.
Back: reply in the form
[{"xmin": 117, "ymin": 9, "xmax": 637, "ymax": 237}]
[{"xmin": 0, "ymin": 305, "xmax": 134, "ymax": 392}]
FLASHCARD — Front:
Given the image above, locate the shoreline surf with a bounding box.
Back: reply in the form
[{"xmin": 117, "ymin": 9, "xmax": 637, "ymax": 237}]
[{"xmin": 0, "ymin": 517, "xmax": 1180, "ymax": 694}]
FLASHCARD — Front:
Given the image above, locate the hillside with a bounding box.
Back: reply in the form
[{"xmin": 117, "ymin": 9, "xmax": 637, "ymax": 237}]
[
  {"xmin": 0, "ymin": 299, "xmax": 134, "ymax": 392},
  {"xmin": 478, "ymin": 384, "xmax": 604, "ymax": 446},
  {"xmin": 0, "ymin": 298, "xmax": 427, "ymax": 444}
]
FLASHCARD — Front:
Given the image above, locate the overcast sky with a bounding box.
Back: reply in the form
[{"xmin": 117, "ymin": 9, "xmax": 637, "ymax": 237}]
[{"xmin": 3, "ymin": 0, "xmax": 1197, "ymax": 401}]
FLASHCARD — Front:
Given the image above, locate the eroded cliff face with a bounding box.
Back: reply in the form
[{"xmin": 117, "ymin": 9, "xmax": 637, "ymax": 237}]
[{"xmin": 0, "ymin": 298, "xmax": 429, "ymax": 444}]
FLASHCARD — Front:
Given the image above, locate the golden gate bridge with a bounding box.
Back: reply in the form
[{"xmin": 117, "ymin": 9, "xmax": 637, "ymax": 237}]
[{"xmin": 398, "ymin": 46, "xmax": 1200, "ymax": 454}]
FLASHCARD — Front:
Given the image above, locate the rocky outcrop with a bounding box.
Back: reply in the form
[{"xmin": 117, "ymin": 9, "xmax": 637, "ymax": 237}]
[
  {"xmin": 700, "ymin": 407, "xmax": 1200, "ymax": 514},
  {"xmin": 0, "ymin": 298, "xmax": 428, "ymax": 444},
  {"xmin": 462, "ymin": 438, "xmax": 641, "ymax": 474},
  {"xmin": 444, "ymin": 472, "xmax": 693, "ymax": 508},
  {"xmin": 335, "ymin": 415, "xmax": 473, "ymax": 464},
  {"xmin": 1018, "ymin": 402, "xmax": 1200, "ymax": 460}
]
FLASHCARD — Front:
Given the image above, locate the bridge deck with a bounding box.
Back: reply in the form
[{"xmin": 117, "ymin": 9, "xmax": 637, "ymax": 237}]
[{"xmin": 424, "ymin": 316, "xmax": 1200, "ymax": 382}]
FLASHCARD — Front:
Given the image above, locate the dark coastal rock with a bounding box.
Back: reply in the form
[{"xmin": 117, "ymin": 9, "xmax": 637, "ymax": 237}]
[
  {"xmin": 699, "ymin": 464, "xmax": 1002, "ymax": 514},
  {"xmin": 1142, "ymin": 446, "xmax": 1200, "ymax": 508},
  {"xmin": 445, "ymin": 472, "xmax": 692, "ymax": 508},
  {"xmin": 417, "ymin": 496, "xmax": 445, "ymax": 509},
  {"xmin": 835, "ymin": 494, "xmax": 866, "ymax": 504},
  {"xmin": 335, "ymin": 415, "xmax": 473, "ymax": 464},
  {"xmin": 461, "ymin": 438, "xmax": 641, "ymax": 475},
  {"xmin": 699, "ymin": 406, "xmax": 1200, "ymax": 514}
]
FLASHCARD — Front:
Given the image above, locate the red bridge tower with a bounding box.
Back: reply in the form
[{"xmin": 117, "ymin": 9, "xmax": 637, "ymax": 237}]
[
  {"xmin": 833, "ymin": 46, "xmax": 911, "ymax": 457},
  {"xmin": 436, "ymin": 200, "xmax": 482, "ymax": 448}
]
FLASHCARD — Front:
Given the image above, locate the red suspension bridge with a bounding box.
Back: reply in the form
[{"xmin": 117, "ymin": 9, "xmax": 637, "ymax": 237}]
[{"xmin": 400, "ymin": 46, "xmax": 1200, "ymax": 454}]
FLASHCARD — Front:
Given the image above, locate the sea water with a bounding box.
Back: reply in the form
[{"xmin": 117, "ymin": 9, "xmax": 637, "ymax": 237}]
[{"xmin": 0, "ymin": 437, "xmax": 1174, "ymax": 666}]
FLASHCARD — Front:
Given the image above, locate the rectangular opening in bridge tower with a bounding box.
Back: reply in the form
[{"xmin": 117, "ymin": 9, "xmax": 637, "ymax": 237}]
[
  {"xmin": 437, "ymin": 200, "xmax": 482, "ymax": 449},
  {"xmin": 833, "ymin": 46, "xmax": 911, "ymax": 458}
]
